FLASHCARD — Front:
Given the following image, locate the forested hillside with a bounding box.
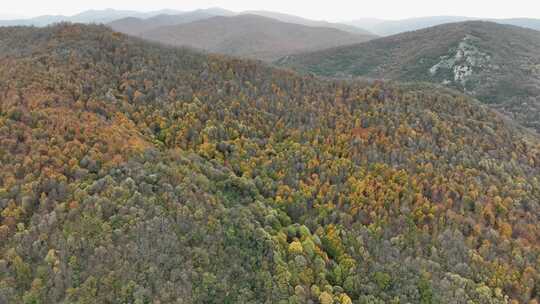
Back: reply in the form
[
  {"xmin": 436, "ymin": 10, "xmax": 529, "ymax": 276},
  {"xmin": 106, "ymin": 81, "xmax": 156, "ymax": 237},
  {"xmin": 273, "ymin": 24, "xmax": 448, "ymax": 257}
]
[
  {"xmin": 278, "ymin": 21, "xmax": 540, "ymax": 132},
  {"xmin": 0, "ymin": 24, "xmax": 539, "ymax": 303}
]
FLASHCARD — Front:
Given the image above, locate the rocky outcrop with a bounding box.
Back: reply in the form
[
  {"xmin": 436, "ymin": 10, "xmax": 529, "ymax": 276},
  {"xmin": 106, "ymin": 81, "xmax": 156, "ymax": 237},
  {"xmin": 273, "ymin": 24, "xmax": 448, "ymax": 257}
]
[{"xmin": 429, "ymin": 35, "xmax": 491, "ymax": 87}]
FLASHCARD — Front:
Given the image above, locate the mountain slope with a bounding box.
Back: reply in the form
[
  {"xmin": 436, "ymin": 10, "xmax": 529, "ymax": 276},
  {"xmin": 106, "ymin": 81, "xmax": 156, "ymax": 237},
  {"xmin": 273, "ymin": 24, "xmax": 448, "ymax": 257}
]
[
  {"xmin": 500, "ymin": 18, "xmax": 540, "ymax": 31},
  {"xmin": 0, "ymin": 7, "xmax": 372, "ymax": 36},
  {"xmin": 278, "ymin": 21, "xmax": 540, "ymax": 131},
  {"xmin": 108, "ymin": 12, "xmax": 214, "ymax": 36},
  {"xmin": 348, "ymin": 16, "xmax": 540, "ymax": 36},
  {"xmin": 0, "ymin": 24, "xmax": 539, "ymax": 303},
  {"xmin": 243, "ymin": 10, "xmax": 373, "ymax": 35},
  {"xmin": 136, "ymin": 14, "xmax": 375, "ymax": 61},
  {"xmin": 107, "ymin": 8, "xmax": 237, "ymax": 36},
  {"xmin": 348, "ymin": 16, "xmax": 474, "ymax": 36}
]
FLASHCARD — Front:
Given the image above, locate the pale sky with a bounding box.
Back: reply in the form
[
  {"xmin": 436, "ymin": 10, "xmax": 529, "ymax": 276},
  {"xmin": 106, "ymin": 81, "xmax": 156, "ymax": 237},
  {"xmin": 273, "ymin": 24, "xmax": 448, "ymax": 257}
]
[{"xmin": 3, "ymin": 0, "xmax": 540, "ymax": 21}]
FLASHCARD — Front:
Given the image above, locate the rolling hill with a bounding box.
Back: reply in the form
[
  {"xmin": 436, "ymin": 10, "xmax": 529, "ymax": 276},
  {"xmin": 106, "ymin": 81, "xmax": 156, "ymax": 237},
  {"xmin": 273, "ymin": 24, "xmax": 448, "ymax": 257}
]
[
  {"xmin": 107, "ymin": 10, "xmax": 225, "ymax": 36},
  {"xmin": 499, "ymin": 18, "xmax": 540, "ymax": 31},
  {"xmin": 243, "ymin": 10, "xmax": 373, "ymax": 35},
  {"xmin": 278, "ymin": 21, "xmax": 540, "ymax": 131},
  {"xmin": 348, "ymin": 16, "xmax": 540, "ymax": 36},
  {"xmin": 136, "ymin": 14, "xmax": 376, "ymax": 61},
  {"xmin": 1, "ymin": 8, "xmax": 373, "ymax": 37},
  {"xmin": 0, "ymin": 23, "xmax": 539, "ymax": 303},
  {"xmin": 348, "ymin": 16, "xmax": 472, "ymax": 36},
  {"xmin": 0, "ymin": 8, "xmax": 370, "ymax": 36}
]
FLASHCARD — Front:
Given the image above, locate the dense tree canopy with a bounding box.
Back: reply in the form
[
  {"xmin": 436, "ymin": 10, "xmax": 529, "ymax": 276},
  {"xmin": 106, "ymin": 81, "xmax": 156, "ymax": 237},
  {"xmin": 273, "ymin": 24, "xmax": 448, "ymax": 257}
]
[{"xmin": 0, "ymin": 24, "xmax": 539, "ymax": 303}]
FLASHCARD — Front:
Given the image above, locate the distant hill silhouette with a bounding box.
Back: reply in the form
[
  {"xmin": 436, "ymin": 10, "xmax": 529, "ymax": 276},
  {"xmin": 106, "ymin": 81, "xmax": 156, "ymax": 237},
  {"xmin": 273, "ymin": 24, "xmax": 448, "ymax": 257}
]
[
  {"xmin": 348, "ymin": 16, "xmax": 540, "ymax": 36},
  {"xmin": 135, "ymin": 14, "xmax": 376, "ymax": 61}
]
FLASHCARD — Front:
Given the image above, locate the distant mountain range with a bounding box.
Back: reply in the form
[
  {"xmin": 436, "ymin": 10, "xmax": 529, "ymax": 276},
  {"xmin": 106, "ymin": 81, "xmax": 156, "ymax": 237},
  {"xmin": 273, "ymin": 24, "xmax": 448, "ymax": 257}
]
[
  {"xmin": 347, "ymin": 16, "xmax": 540, "ymax": 36},
  {"xmin": 0, "ymin": 8, "xmax": 184, "ymax": 26},
  {"xmin": 0, "ymin": 7, "xmax": 378, "ymax": 62},
  {"xmin": 242, "ymin": 10, "xmax": 373, "ymax": 35},
  {"xmin": 107, "ymin": 9, "xmax": 236, "ymax": 36},
  {"xmin": 135, "ymin": 14, "xmax": 375, "ymax": 61},
  {"xmin": 0, "ymin": 8, "xmax": 371, "ymax": 35},
  {"xmin": 4, "ymin": 9, "xmax": 540, "ymax": 39},
  {"xmin": 278, "ymin": 21, "xmax": 540, "ymax": 131}
]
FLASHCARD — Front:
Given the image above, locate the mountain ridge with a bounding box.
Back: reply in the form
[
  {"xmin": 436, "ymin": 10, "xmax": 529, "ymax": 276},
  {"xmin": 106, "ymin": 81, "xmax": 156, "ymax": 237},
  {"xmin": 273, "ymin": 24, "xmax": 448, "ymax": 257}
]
[
  {"xmin": 278, "ymin": 21, "xmax": 540, "ymax": 131},
  {"xmin": 0, "ymin": 8, "xmax": 370, "ymax": 35},
  {"xmin": 243, "ymin": 10, "xmax": 374, "ymax": 35},
  {"xmin": 347, "ymin": 15, "xmax": 540, "ymax": 36},
  {"xmin": 134, "ymin": 14, "xmax": 376, "ymax": 61},
  {"xmin": 108, "ymin": 11, "xmax": 216, "ymax": 36}
]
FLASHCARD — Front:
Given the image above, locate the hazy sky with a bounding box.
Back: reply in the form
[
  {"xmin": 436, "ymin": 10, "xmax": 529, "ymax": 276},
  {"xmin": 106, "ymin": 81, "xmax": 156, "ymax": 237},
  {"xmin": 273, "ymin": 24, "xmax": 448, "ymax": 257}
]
[{"xmin": 3, "ymin": 0, "xmax": 540, "ymax": 21}]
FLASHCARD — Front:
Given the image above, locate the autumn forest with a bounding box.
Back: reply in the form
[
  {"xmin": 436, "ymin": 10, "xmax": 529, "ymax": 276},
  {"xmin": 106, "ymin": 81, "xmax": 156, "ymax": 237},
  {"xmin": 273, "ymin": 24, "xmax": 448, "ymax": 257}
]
[{"xmin": 0, "ymin": 18, "xmax": 539, "ymax": 304}]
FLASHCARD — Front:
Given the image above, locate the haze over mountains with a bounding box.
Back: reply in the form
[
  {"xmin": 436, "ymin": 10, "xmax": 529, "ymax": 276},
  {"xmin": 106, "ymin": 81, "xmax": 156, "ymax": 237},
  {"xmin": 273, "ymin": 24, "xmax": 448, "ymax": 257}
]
[
  {"xmin": 0, "ymin": 8, "xmax": 370, "ymax": 34},
  {"xmin": 348, "ymin": 16, "xmax": 540, "ymax": 36},
  {"xmin": 128, "ymin": 14, "xmax": 375, "ymax": 61},
  {"xmin": 107, "ymin": 8, "xmax": 236, "ymax": 36},
  {"xmin": 0, "ymin": 9, "xmax": 186, "ymax": 27},
  {"xmin": 279, "ymin": 21, "xmax": 540, "ymax": 131},
  {"xmin": 242, "ymin": 10, "xmax": 373, "ymax": 35},
  {"xmin": 3, "ymin": 7, "xmax": 540, "ymax": 37},
  {"xmin": 1, "ymin": 7, "xmax": 376, "ymax": 61}
]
